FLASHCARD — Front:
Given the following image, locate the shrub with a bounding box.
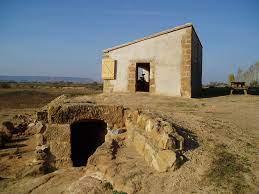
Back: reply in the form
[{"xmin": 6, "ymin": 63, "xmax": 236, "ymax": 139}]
[
  {"xmin": 204, "ymin": 144, "xmax": 251, "ymax": 193},
  {"xmin": 104, "ymin": 182, "xmax": 113, "ymax": 190},
  {"xmin": 228, "ymin": 74, "xmax": 235, "ymax": 83},
  {"xmin": 250, "ymin": 80, "xmax": 258, "ymax": 87},
  {"xmin": 0, "ymin": 83, "xmax": 11, "ymax": 88}
]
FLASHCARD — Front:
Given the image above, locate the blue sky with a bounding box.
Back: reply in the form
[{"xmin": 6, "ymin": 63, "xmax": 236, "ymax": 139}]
[{"xmin": 0, "ymin": 0, "xmax": 258, "ymax": 83}]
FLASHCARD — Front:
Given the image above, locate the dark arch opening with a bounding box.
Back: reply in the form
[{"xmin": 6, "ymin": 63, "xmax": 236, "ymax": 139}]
[{"xmin": 70, "ymin": 120, "xmax": 107, "ymax": 167}]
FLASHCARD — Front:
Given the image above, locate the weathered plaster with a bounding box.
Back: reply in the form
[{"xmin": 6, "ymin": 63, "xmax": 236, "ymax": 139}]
[
  {"xmin": 104, "ymin": 29, "xmax": 185, "ymax": 96},
  {"xmin": 103, "ymin": 24, "xmax": 202, "ymax": 97}
]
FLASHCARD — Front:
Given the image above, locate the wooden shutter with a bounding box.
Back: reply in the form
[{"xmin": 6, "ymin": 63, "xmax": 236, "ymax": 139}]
[{"xmin": 102, "ymin": 58, "xmax": 115, "ymax": 80}]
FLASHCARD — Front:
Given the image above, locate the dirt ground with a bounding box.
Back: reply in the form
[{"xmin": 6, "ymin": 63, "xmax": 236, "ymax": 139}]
[
  {"xmin": 0, "ymin": 86, "xmax": 101, "ymax": 109},
  {"xmin": 0, "ymin": 90, "xmax": 258, "ymax": 193}
]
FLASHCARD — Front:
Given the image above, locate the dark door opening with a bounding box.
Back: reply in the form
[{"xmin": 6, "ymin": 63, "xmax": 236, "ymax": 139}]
[
  {"xmin": 70, "ymin": 120, "xmax": 107, "ymax": 167},
  {"xmin": 136, "ymin": 63, "xmax": 150, "ymax": 92}
]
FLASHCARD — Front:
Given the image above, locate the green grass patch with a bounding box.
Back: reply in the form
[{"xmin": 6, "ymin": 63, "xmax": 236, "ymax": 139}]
[{"xmin": 205, "ymin": 144, "xmax": 251, "ymax": 193}]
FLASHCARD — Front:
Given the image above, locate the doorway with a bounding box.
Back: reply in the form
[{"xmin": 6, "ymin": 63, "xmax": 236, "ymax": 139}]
[
  {"xmin": 70, "ymin": 120, "xmax": 107, "ymax": 167},
  {"xmin": 136, "ymin": 63, "xmax": 150, "ymax": 92}
]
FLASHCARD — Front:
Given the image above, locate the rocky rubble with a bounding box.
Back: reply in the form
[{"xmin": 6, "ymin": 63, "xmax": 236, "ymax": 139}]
[
  {"xmin": 25, "ymin": 121, "xmax": 46, "ymax": 136},
  {"xmin": 0, "ymin": 114, "xmax": 35, "ymax": 147},
  {"xmin": 17, "ymin": 121, "xmax": 55, "ymax": 178},
  {"xmin": 126, "ymin": 110, "xmax": 184, "ymax": 172}
]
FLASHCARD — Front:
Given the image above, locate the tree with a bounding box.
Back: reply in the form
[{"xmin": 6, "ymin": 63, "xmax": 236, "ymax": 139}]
[
  {"xmin": 235, "ymin": 62, "xmax": 259, "ymax": 84},
  {"xmin": 228, "ymin": 73, "xmax": 235, "ymax": 83},
  {"xmin": 250, "ymin": 80, "xmax": 258, "ymax": 87},
  {"xmin": 236, "ymin": 67, "xmax": 243, "ymax": 81}
]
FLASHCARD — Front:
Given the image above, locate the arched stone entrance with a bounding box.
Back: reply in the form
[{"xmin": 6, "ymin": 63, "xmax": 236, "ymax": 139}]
[{"xmin": 70, "ymin": 120, "xmax": 107, "ymax": 167}]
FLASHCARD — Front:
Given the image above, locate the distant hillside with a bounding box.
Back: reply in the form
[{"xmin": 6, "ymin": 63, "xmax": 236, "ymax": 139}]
[{"xmin": 0, "ymin": 75, "xmax": 94, "ymax": 83}]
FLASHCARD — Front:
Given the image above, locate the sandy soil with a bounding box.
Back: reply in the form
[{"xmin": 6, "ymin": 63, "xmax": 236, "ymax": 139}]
[{"xmin": 0, "ymin": 93, "xmax": 258, "ymax": 193}]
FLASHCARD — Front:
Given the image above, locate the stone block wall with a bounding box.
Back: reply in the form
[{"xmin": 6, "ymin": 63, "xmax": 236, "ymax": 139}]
[
  {"xmin": 125, "ymin": 110, "xmax": 184, "ymax": 172},
  {"xmin": 48, "ymin": 103, "xmax": 125, "ymax": 129},
  {"xmin": 181, "ymin": 26, "xmax": 202, "ymax": 97},
  {"xmin": 191, "ymin": 29, "xmax": 203, "ymax": 97},
  {"xmin": 45, "ymin": 102, "xmax": 125, "ymax": 168},
  {"xmin": 181, "ymin": 27, "xmax": 192, "ymax": 97},
  {"xmin": 127, "ymin": 64, "xmax": 136, "ymax": 92},
  {"xmin": 43, "ymin": 96, "xmax": 186, "ymax": 172},
  {"xmin": 44, "ymin": 124, "xmax": 72, "ymax": 168}
]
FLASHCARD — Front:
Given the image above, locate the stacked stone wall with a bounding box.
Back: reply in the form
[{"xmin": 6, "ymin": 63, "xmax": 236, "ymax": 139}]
[
  {"xmin": 40, "ymin": 97, "xmax": 185, "ymax": 172},
  {"xmin": 181, "ymin": 27, "xmax": 192, "ymax": 97},
  {"xmin": 125, "ymin": 110, "xmax": 184, "ymax": 172}
]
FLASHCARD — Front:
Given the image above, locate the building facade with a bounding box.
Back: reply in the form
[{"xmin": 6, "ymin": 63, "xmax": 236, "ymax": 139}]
[{"xmin": 102, "ymin": 23, "xmax": 202, "ymax": 97}]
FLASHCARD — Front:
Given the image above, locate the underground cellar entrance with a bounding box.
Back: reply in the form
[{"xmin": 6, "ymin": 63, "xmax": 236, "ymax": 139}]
[{"xmin": 70, "ymin": 120, "xmax": 107, "ymax": 167}]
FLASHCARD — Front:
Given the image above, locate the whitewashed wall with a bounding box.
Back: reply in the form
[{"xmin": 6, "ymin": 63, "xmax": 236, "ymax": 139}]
[{"xmin": 105, "ymin": 28, "xmax": 187, "ymax": 96}]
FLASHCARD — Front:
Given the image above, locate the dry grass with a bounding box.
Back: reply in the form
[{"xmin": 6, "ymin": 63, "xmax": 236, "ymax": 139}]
[
  {"xmin": 0, "ymin": 89, "xmax": 258, "ymax": 193},
  {"xmin": 0, "ymin": 90, "xmax": 55, "ymax": 109},
  {"xmin": 205, "ymin": 144, "xmax": 252, "ymax": 193},
  {"xmin": 0, "ymin": 83, "xmax": 102, "ymax": 109}
]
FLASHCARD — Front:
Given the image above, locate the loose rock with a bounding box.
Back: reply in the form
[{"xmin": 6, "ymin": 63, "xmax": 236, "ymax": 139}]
[{"xmin": 35, "ymin": 145, "xmax": 49, "ymax": 161}]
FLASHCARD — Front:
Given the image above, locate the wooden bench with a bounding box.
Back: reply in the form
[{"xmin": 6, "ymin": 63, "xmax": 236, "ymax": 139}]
[{"xmin": 230, "ymin": 82, "xmax": 247, "ymax": 95}]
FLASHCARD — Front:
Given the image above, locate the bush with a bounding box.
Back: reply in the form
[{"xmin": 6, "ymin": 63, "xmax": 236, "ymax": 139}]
[
  {"xmin": 250, "ymin": 80, "xmax": 258, "ymax": 87},
  {"xmin": 104, "ymin": 182, "xmax": 113, "ymax": 190},
  {"xmin": 0, "ymin": 83, "xmax": 11, "ymax": 88},
  {"xmin": 228, "ymin": 74, "xmax": 235, "ymax": 83},
  {"xmin": 204, "ymin": 144, "xmax": 251, "ymax": 193}
]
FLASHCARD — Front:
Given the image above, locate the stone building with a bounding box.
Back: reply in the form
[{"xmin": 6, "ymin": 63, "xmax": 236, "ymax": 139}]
[{"xmin": 102, "ymin": 23, "xmax": 202, "ymax": 97}]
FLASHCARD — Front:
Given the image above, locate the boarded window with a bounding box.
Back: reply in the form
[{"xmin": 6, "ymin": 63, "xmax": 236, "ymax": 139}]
[{"xmin": 102, "ymin": 58, "xmax": 115, "ymax": 80}]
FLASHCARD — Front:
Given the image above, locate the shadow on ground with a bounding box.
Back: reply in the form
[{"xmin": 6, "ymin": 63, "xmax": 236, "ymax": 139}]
[
  {"xmin": 1, "ymin": 137, "xmax": 28, "ymax": 150},
  {"xmin": 201, "ymin": 87, "xmax": 230, "ymax": 98},
  {"xmin": 201, "ymin": 87, "xmax": 259, "ymax": 98},
  {"xmin": 172, "ymin": 124, "xmax": 199, "ymax": 152},
  {"xmin": 3, "ymin": 143, "xmax": 27, "ymax": 149},
  {"xmin": 248, "ymin": 87, "xmax": 259, "ymax": 95},
  {"xmin": 9, "ymin": 137, "xmax": 29, "ymax": 143}
]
